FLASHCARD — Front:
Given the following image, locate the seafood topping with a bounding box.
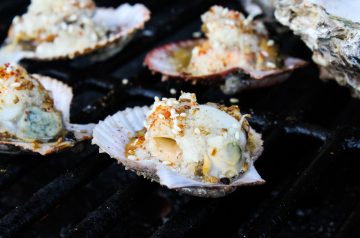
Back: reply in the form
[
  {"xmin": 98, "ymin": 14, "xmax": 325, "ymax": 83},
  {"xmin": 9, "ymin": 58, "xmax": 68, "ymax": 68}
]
[
  {"xmin": 0, "ymin": 63, "xmax": 64, "ymax": 142},
  {"xmin": 2, "ymin": 0, "xmax": 150, "ymax": 60},
  {"xmin": 5, "ymin": 0, "xmax": 107, "ymax": 58},
  {"xmin": 125, "ymin": 92, "xmax": 263, "ymax": 184},
  {"xmin": 186, "ymin": 5, "xmax": 281, "ymax": 76}
]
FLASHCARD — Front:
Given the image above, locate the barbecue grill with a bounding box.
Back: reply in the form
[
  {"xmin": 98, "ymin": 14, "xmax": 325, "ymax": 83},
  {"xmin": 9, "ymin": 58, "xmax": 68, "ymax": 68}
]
[{"xmin": 1, "ymin": 0, "xmax": 360, "ymax": 237}]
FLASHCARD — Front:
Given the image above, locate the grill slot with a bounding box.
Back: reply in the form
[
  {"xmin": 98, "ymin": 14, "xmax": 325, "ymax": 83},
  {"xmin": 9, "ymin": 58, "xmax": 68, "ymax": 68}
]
[
  {"xmin": 0, "ymin": 0, "xmax": 359, "ymax": 237},
  {"xmin": 0, "ymin": 153, "xmax": 113, "ymax": 236}
]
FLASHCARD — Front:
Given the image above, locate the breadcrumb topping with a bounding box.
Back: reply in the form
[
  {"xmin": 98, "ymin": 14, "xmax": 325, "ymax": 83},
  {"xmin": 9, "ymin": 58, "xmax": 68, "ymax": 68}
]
[
  {"xmin": 126, "ymin": 92, "xmax": 262, "ymax": 184},
  {"xmin": 183, "ymin": 6, "xmax": 282, "ymax": 76}
]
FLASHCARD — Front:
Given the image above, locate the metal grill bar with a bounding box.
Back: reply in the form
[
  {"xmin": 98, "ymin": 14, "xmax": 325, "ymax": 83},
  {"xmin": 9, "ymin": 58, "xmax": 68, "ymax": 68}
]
[
  {"xmin": 0, "ymin": 157, "xmax": 38, "ymax": 190},
  {"xmin": 0, "ymin": 154, "xmax": 113, "ymax": 236},
  {"xmin": 235, "ymin": 129, "xmax": 346, "ymax": 238},
  {"xmin": 151, "ymin": 199, "xmax": 219, "ymax": 238},
  {"xmin": 65, "ymin": 180, "xmax": 142, "ymax": 238},
  {"xmin": 334, "ymin": 202, "xmax": 360, "ymax": 238}
]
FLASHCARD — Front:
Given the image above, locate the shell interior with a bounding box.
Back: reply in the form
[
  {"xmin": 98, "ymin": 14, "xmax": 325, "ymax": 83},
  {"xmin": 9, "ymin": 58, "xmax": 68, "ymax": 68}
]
[
  {"xmin": 92, "ymin": 106, "xmax": 265, "ymax": 197},
  {"xmin": 144, "ymin": 39, "xmax": 307, "ymax": 86},
  {"xmin": 0, "ymin": 3, "xmax": 150, "ymax": 62},
  {"xmin": 0, "ymin": 75, "xmax": 94, "ymax": 155}
]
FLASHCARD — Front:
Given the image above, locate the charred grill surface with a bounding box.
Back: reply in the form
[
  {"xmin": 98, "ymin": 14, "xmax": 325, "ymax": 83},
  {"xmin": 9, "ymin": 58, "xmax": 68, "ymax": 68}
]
[{"xmin": 0, "ymin": 0, "xmax": 359, "ymax": 237}]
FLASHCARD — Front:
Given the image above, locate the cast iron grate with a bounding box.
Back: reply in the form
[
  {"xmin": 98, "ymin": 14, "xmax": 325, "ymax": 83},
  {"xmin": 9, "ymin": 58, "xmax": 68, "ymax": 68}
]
[{"xmin": 0, "ymin": 0, "xmax": 360, "ymax": 237}]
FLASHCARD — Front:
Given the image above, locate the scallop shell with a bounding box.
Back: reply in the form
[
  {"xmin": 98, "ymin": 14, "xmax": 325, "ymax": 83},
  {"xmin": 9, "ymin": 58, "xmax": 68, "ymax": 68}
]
[
  {"xmin": 144, "ymin": 39, "xmax": 307, "ymax": 94},
  {"xmin": 0, "ymin": 74, "xmax": 94, "ymax": 155},
  {"xmin": 0, "ymin": 3, "xmax": 150, "ymax": 63},
  {"xmin": 92, "ymin": 106, "xmax": 265, "ymax": 198}
]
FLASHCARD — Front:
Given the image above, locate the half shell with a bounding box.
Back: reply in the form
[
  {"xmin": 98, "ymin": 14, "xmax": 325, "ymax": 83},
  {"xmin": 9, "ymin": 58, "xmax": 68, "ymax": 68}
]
[
  {"xmin": 275, "ymin": 0, "xmax": 360, "ymax": 97},
  {"xmin": 92, "ymin": 106, "xmax": 265, "ymax": 198},
  {"xmin": 0, "ymin": 3, "xmax": 150, "ymax": 63},
  {"xmin": 0, "ymin": 74, "xmax": 94, "ymax": 155},
  {"xmin": 144, "ymin": 39, "xmax": 307, "ymax": 95}
]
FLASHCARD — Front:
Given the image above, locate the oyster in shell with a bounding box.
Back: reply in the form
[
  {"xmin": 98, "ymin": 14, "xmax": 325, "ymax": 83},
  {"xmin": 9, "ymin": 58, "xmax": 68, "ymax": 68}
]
[
  {"xmin": 144, "ymin": 5, "xmax": 306, "ymax": 95},
  {"xmin": 0, "ymin": 63, "xmax": 94, "ymax": 155},
  {"xmin": 93, "ymin": 92, "xmax": 264, "ymax": 198},
  {"xmin": 275, "ymin": 0, "xmax": 360, "ymax": 97},
  {"xmin": 0, "ymin": 0, "xmax": 150, "ymax": 62}
]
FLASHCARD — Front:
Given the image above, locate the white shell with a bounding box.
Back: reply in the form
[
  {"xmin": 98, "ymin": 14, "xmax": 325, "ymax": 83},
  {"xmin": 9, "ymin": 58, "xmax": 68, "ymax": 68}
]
[
  {"xmin": 275, "ymin": 0, "xmax": 360, "ymax": 97},
  {"xmin": 0, "ymin": 3, "xmax": 150, "ymax": 63},
  {"xmin": 92, "ymin": 106, "xmax": 265, "ymax": 197},
  {"xmin": 0, "ymin": 75, "xmax": 94, "ymax": 155}
]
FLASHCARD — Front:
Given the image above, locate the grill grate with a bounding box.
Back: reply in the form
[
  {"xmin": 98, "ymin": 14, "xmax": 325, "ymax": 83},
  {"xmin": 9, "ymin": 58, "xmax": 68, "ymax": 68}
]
[{"xmin": 0, "ymin": 0, "xmax": 360, "ymax": 237}]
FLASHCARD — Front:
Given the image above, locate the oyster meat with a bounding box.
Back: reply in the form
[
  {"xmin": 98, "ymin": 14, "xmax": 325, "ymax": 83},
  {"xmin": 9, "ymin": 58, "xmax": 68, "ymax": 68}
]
[
  {"xmin": 145, "ymin": 5, "xmax": 306, "ymax": 95},
  {"xmin": 0, "ymin": 63, "xmax": 94, "ymax": 155},
  {"xmin": 93, "ymin": 92, "xmax": 264, "ymax": 198},
  {"xmin": 275, "ymin": 0, "xmax": 360, "ymax": 97},
  {"xmin": 0, "ymin": 0, "xmax": 150, "ymax": 62}
]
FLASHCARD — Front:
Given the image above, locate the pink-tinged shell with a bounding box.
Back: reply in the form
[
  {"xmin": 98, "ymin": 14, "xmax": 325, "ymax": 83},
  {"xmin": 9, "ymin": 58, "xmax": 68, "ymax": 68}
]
[
  {"xmin": 0, "ymin": 3, "xmax": 150, "ymax": 62},
  {"xmin": 0, "ymin": 75, "xmax": 94, "ymax": 155},
  {"xmin": 92, "ymin": 106, "xmax": 265, "ymax": 198},
  {"xmin": 144, "ymin": 39, "xmax": 307, "ymax": 92}
]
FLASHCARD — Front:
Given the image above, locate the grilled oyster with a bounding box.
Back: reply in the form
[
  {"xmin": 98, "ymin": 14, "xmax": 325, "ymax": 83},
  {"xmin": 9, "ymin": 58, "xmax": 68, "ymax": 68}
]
[
  {"xmin": 275, "ymin": 0, "xmax": 360, "ymax": 97},
  {"xmin": 93, "ymin": 92, "xmax": 264, "ymax": 198},
  {"xmin": 144, "ymin": 6, "xmax": 306, "ymax": 95},
  {"xmin": 0, "ymin": 63, "xmax": 94, "ymax": 155},
  {"xmin": 0, "ymin": 0, "xmax": 150, "ymax": 62}
]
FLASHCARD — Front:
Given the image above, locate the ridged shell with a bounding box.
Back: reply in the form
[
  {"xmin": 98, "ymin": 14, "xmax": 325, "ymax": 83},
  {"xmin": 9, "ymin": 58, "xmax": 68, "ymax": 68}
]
[
  {"xmin": 0, "ymin": 75, "xmax": 94, "ymax": 155},
  {"xmin": 144, "ymin": 39, "xmax": 307, "ymax": 94},
  {"xmin": 92, "ymin": 106, "xmax": 265, "ymax": 198},
  {"xmin": 0, "ymin": 3, "xmax": 150, "ymax": 63}
]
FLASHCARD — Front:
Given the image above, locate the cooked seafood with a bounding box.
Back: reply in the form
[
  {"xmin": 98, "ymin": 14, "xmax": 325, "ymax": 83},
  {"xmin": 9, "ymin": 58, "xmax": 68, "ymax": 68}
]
[
  {"xmin": 0, "ymin": 0, "xmax": 150, "ymax": 62},
  {"xmin": 144, "ymin": 5, "xmax": 306, "ymax": 94},
  {"xmin": 275, "ymin": 0, "xmax": 360, "ymax": 97},
  {"xmin": 93, "ymin": 92, "xmax": 264, "ymax": 197},
  {"xmin": 0, "ymin": 63, "xmax": 93, "ymax": 155}
]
